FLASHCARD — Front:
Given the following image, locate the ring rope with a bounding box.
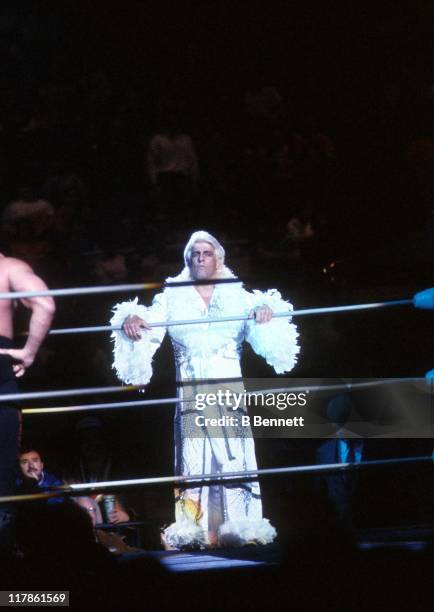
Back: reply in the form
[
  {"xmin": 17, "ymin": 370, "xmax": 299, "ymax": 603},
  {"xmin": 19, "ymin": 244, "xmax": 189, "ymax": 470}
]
[
  {"xmin": 0, "ymin": 384, "xmax": 141, "ymax": 403},
  {"xmin": 0, "ymin": 277, "xmax": 241, "ymax": 301},
  {"xmin": 23, "ymin": 396, "xmax": 178, "ymax": 415},
  {"xmin": 1, "ymin": 455, "xmax": 432, "ymax": 504},
  {"xmin": 21, "ymin": 377, "xmax": 427, "ymax": 415},
  {"xmin": 49, "ymin": 299, "xmax": 414, "ymax": 336},
  {"xmin": 9, "ymin": 376, "xmax": 430, "ymax": 413}
]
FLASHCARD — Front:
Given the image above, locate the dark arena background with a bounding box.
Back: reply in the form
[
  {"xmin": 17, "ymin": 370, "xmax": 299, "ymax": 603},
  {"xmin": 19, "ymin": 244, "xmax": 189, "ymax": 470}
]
[{"xmin": 0, "ymin": 1, "xmax": 433, "ymax": 609}]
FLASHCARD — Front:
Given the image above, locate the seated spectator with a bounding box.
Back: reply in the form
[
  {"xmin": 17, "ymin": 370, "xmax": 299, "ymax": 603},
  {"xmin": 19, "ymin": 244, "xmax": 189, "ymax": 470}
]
[
  {"xmin": 17, "ymin": 448, "xmax": 64, "ymax": 503},
  {"xmin": 71, "ymin": 417, "xmax": 141, "ymax": 535},
  {"xmin": 64, "ymin": 461, "xmax": 135, "ymax": 528},
  {"xmin": 74, "ymin": 493, "xmax": 132, "ymax": 525},
  {"xmin": 73, "ymin": 495, "xmax": 140, "ymax": 554}
]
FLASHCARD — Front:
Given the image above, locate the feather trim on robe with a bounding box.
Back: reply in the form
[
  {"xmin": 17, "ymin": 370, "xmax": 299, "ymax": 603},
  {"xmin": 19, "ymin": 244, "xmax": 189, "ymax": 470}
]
[
  {"xmin": 110, "ymin": 297, "xmax": 166, "ymax": 385},
  {"xmin": 163, "ymin": 519, "xmax": 208, "ymax": 550},
  {"xmin": 110, "ymin": 277, "xmax": 300, "ymax": 383},
  {"xmin": 245, "ymin": 289, "xmax": 300, "ymax": 373},
  {"xmin": 218, "ymin": 518, "xmax": 277, "ymax": 546}
]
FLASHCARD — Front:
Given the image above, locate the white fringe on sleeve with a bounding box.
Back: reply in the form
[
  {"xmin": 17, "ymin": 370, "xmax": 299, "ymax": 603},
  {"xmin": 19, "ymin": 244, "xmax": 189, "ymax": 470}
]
[
  {"xmin": 245, "ymin": 289, "xmax": 300, "ymax": 374},
  {"xmin": 110, "ymin": 297, "xmax": 165, "ymax": 386}
]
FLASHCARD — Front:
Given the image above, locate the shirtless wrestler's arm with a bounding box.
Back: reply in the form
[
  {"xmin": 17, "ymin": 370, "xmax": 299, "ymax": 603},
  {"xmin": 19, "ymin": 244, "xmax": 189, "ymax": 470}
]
[{"xmin": 0, "ymin": 259, "xmax": 55, "ymax": 377}]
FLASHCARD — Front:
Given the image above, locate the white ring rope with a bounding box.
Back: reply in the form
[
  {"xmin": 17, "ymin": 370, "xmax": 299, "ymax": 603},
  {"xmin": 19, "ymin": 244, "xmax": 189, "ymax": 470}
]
[
  {"xmin": 0, "ymin": 277, "xmax": 241, "ymax": 301},
  {"xmin": 1, "ymin": 455, "xmax": 431, "ymax": 504},
  {"xmin": 23, "ymin": 396, "xmax": 179, "ymax": 415},
  {"xmin": 20, "ymin": 377, "xmax": 427, "ymax": 415},
  {"xmin": 49, "ymin": 299, "xmax": 413, "ymax": 336},
  {"xmin": 0, "ymin": 384, "xmax": 141, "ymax": 403}
]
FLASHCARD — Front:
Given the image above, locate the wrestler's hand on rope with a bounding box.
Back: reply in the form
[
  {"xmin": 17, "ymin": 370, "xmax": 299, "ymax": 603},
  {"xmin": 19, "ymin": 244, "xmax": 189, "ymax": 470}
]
[
  {"xmin": 122, "ymin": 315, "xmax": 151, "ymax": 341},
  {"xmin": 0, "ymin": 347, "xmax": 35, "ymax": 378},
  {"xmin": 249, "ymin": 305, "xmax": 273, "ymax": 324}
]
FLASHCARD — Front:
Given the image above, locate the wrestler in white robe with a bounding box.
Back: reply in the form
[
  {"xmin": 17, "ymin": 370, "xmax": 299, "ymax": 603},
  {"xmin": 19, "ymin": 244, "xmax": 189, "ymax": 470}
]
[{"xmin": 111, "ymin": 268, "xmax": 299, "ymax": 548}]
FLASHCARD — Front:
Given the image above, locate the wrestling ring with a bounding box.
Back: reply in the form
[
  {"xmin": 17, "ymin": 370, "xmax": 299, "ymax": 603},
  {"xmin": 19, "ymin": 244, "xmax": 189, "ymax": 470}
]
[{"xmin": 0, "ymin": 278, "xmax": 433, "ymax": 568}]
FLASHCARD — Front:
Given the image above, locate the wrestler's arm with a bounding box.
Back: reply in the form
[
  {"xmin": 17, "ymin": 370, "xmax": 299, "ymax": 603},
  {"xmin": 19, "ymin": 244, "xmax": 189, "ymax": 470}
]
[
  {"xmin": 111, "ymin": 292, "xmax": 167, "ymax": 385},
  {"xmin": 122, "ymin": 313, "xmax": 151, "ymax": 341},
  {"xmin": 248, "ymin": 304, "xmax": 273, "ymax": 323},
  {"xmin": 121, "ymin": 290, "xmax": 165, "ymax": 341},
  {"xmin": 122, "ymin": 293, "xmax": 272, "ymax": 332},
  {"xmin": 0, "ymin": 259, "xmax": 55, "ymax": 377},
  {"xmin": 243, "ymin": 287, "xmax": 300, "ymax": 373}
]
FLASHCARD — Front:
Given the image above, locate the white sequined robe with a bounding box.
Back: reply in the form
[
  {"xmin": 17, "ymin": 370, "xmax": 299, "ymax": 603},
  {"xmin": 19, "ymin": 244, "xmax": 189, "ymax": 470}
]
[{"xmin": 111, "ymin": 270, "xmax": 299, "ymax": 548}]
